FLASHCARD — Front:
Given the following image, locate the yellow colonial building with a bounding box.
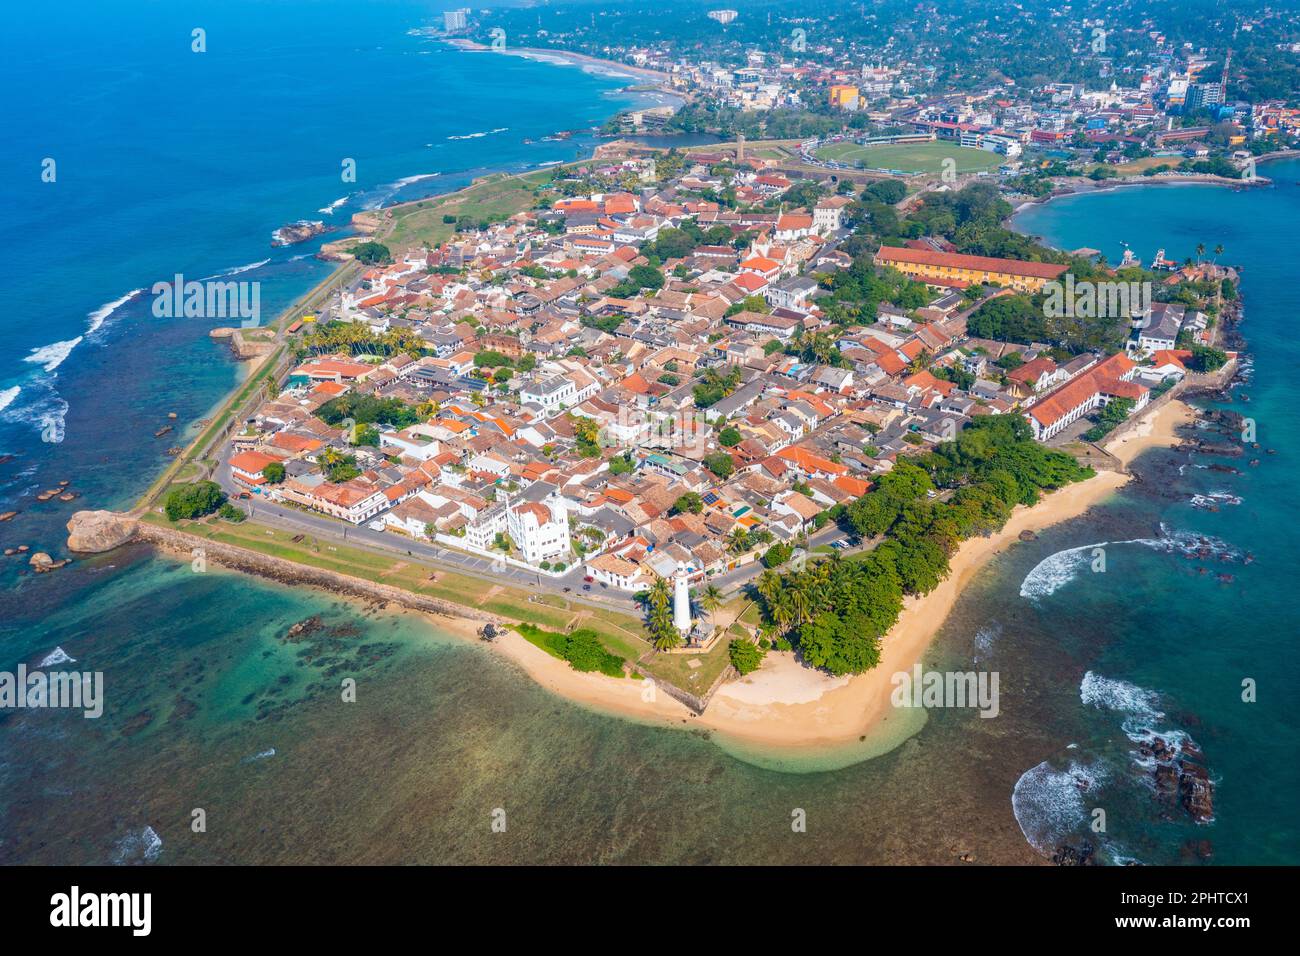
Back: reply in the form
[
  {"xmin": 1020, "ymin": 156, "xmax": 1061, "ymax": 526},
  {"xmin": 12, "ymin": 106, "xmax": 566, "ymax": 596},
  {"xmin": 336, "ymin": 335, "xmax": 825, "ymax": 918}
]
[{"xmin": 874, "ymin": 245, "xmax": 1068, "ymax": 293}]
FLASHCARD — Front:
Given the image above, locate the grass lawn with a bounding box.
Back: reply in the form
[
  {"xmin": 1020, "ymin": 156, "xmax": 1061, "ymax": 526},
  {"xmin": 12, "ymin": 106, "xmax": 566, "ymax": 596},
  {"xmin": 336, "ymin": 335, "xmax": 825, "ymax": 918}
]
[
  {"xmin": 639, "ymin": 638, "xmax": 733, "ymax": 694},
  {"xmin": 1092, "ymin": 156, "xmax": 1179, "ymax": 176},
  {"xmin": 149, "ymin": 514, "xmax": 649, "ymax": 650},
  {"xmin": 816, "ymin": 141, "xmax": 1003, "ymax": 174},
  {"xmin": 382, "ymin": 172, "xmax": 550, "ymax": 252}
]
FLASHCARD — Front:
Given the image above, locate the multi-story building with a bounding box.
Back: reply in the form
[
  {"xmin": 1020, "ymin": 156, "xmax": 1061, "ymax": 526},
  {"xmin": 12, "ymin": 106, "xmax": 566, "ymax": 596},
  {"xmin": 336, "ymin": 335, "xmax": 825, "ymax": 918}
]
[
  {"xmin": 1025, "ymin": 353, "xmax": 1149, "ymax": 441},
  {"xmin": 505, "ymin": 486, "xmax": 570, "ymax": 566},
  {"xmin": 873, "ymin": 246, "xmax": 1068, "ymax": 293}
]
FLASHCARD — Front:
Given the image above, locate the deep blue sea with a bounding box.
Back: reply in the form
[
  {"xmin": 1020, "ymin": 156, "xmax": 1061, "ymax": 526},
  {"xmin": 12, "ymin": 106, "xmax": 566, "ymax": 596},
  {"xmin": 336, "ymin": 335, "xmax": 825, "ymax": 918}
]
[
  {"xmin": 0, "ymin": 0, "xmax": 663, "ymax": 531},
  {"xmin": 0, "ymin": 2, "xmax": 1295, "ymax": 865}
]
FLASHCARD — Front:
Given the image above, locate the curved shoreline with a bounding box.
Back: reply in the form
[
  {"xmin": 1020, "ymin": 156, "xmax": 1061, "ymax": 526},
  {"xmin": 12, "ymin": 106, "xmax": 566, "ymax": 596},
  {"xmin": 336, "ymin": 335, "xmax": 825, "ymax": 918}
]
[
  {"xmin": 452, "ymin": 399, "xmax": 1193, "ymax": 755},
  {"xmin": 1010, "ymin": 173, "xmax": 1268, "ymax": 218},
  {"xmin": 114, "ymin": 398, "xmax": 1191, "ymax": 759}
]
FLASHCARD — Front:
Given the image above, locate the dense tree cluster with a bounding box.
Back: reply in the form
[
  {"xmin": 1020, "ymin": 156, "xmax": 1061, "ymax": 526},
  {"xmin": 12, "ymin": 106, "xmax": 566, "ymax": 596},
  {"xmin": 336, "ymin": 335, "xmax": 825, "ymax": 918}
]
[
  {"xmin": 316, "ymin": 394, "xmax": 420, "ymax": 429},
  {"xmin": 164, "ymin": 480, "xmax": 226, "ymax": 522},
  {"xmin": 755, "ymin": 417, "xmax": 1092, "ymax": 675}
]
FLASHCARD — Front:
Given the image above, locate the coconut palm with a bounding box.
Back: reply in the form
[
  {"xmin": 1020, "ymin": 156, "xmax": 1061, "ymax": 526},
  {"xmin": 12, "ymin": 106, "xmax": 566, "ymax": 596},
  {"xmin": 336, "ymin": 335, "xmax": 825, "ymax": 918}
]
[{"xmin": 699, "ymin": 584, "xmax": 724, "ymax": 615}]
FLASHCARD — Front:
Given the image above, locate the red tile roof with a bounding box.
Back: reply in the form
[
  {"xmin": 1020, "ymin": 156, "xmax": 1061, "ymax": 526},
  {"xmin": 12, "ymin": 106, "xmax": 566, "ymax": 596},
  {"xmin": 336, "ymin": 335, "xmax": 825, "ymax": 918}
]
[{"xmin": 876, "ymin": 245, "xmax": 1069, "ymax": 280}]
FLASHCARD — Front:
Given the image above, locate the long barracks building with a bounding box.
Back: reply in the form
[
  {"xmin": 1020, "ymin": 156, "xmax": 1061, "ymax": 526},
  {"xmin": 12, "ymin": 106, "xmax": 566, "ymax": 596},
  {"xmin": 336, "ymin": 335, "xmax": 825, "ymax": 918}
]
[{"xmin": 874, "ymin": 245, "xmax": 1068, "ymax": 293}]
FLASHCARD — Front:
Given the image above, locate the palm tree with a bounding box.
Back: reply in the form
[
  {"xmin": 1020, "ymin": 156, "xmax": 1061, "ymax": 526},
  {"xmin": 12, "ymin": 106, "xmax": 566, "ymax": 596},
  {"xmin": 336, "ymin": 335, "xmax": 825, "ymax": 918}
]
[
  {"xmin": 1195, "ymin": 242, "xmax": 1206, "ymax": 264},
  {"xmin": 699, "ymin": 584, "xmax": 724, "ymax": 616},
  {"xmin": 648, "ymin": 575, "xmax": 670, "ymax": 608},
  {"xmin": 1213, "ymin": 244, "xmax": 1224, "ymax": 264},
  {"xmin": 645, "ymin": 575, "xmax": 679, "ymax": 651},
  {"xmin": 785, "ymin": 580, "xmax": 812, "ymax": 628}
]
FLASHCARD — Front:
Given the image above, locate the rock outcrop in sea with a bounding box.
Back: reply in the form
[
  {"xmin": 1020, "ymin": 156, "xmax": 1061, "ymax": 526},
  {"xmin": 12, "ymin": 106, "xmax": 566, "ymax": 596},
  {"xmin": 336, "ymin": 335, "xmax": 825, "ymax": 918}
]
[{"xmin": 66, "ymin": 510, "xmax": 138, "ymax": 553}]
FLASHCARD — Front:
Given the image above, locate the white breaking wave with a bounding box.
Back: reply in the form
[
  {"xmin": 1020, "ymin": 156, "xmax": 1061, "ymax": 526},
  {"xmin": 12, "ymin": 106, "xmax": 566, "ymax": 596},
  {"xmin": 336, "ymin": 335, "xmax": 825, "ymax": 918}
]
[
  {"xmin": 1080, "ymin": 672, "xmax": 1198, "ymax": 779},
  {"xmin": 447, "ymin": 127, "xmax": 507, "ymax": 140},
  {"xmin": 1019, "ymin": 527, "xmax": 1243, "ymax": 600},
  {"xmin": 203, "ymin": 258, "xmax": 269, "ymax": 280},
  {"xmin": 25, "ymin": 337, "xmax": 83, "ymax": 373},
  {"xmin": 1080, "ymin": 671, "xmax": 1163, "ymax": 720},
  {"xmin": 317, "ymin": 195, "xmax": 349, "ymax": 215},
  {"xmin": 39, "ymin": 646, "xmax": 76, "ymax": 666},
  {"xmin": 0, "ymin": 378, "xmax": 70, "ymax": 442},
  {"xmin": 1019, "ymin": 543, "xmax": 1103, "ymax": 600},
  {"xmin": 111, "ymin": 826, "xmax": 162, "ymax": 864},
  {"xmin": 86, "ymin": 288, "xmax": 143, "ymax": 335},
  {"xmin": 1011, "ymin": 757, "xmax": 1109, "ymax": 856},
  {"xmin": 1190, "ymin": 490, "xmax": 1242, "ymax": 509},
  {"xmin": 0, "ymin": 386, "xmax": 18, "ymax": 413},
  {"xmin": 390, "ymin": 172, "xmax": 441, "ymax": 188}
]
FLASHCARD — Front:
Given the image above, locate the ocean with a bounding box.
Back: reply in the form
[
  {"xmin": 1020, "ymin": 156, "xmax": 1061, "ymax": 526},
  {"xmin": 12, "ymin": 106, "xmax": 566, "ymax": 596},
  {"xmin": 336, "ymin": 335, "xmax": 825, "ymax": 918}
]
[{"xmin": 2, "ymin": 1, "xmax": 1297, "ymax": 865}]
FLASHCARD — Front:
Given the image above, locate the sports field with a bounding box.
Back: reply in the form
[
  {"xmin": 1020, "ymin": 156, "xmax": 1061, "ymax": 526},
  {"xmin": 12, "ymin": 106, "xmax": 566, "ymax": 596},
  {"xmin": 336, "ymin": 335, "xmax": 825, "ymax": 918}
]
[{"xmin": 815, "ymin": 140, "xmax": 1004, "ymax": 174}]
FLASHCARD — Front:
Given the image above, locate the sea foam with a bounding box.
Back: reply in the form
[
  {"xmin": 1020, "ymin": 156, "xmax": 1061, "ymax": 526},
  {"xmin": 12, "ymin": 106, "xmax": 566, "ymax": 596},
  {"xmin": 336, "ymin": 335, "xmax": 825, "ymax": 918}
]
[
  {"xmin": 111, "ymin": 825, "xmax": 162, "ymax": 864},
  {"xmin": 87, "ymin": 288, "xmax": 143, "ymax": 334},
  {"xmin": 1011, "ymin": 756, "xmax": 1108, "ymax": 856},
  {"xmin": 24, "ymin": 337, "xmax": 83, "ymax": 373}
]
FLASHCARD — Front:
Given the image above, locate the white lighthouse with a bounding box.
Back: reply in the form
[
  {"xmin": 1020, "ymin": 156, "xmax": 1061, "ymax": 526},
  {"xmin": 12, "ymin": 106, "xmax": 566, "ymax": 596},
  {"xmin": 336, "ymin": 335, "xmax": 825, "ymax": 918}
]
[{"xmin": 673, "ymin": 570, "xmax": 692, "ymax": 636}]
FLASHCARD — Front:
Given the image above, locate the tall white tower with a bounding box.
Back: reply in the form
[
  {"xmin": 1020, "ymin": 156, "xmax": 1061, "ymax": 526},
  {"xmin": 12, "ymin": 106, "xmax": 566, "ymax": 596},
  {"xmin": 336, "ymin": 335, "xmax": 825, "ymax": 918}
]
[{"xmin": 673, "ymin": 571, "xmax": 692, "ymax": 636}]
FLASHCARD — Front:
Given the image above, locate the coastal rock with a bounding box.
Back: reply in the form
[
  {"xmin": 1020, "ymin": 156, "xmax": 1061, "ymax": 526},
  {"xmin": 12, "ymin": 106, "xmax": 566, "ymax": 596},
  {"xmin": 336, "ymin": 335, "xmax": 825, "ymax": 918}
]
[
  {"xmin": 271, "ymin": 220, "xmax": 331, "ymax": 247},
  {"xmin": 66, "ymin": 510, "xmax": 138, "ymax": 553},
  {"xmin": 0, "ymin": 510, "xmax": 17, "ymax": 522},
  {"xmin": 1050, "ymin": 842, "xmax": 1096, "ymax": 866},
  {"xmin": 28, "ymin": 552, "xmax": 69, "ymax": 572},
  {"xmin": 349, "ymin": 211, "xmax": 383, "ymax": 236},
  {"xmin": 1178, "ymin": 762, "xmax": 1215, "ymax": 822}
]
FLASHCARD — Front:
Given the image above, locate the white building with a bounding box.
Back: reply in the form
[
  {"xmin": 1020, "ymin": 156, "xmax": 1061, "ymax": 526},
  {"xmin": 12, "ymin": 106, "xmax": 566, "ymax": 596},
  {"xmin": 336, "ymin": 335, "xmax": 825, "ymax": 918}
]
[
  {"xmin": 813, "ymin": 195, "xmax": 851, "ymax": 234},
  {"xmin": 506, "ymin": 491, "xmax": 570, "ymax": 565},
  {"xmin": 520, "ymin": 374, "xmax": 577, "ymax": 413}
]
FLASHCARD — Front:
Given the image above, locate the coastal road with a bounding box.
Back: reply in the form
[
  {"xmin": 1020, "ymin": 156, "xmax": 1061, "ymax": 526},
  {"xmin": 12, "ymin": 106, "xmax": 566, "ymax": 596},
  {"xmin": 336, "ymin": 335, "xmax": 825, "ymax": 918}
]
[
  {"xmin": 216, "ymin": 451, "xmax": 854, "ymax": 616},
  {"xmin": 215, "ymin": 460, "xmax": 649, "ymax": 614}
]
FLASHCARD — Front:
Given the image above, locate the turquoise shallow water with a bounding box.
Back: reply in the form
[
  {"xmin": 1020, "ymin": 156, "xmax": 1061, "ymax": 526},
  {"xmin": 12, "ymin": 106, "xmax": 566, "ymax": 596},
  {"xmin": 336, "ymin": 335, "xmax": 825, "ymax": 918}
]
[{"xmin": 1, "ymin": 1, "xmax": 1296, "ymax": 865}]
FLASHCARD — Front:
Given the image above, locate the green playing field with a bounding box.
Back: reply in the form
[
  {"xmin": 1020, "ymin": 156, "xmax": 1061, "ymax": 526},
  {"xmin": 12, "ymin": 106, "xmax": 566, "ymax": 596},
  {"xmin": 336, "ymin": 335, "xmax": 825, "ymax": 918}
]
[{"xmin": 815, "ymin": 140, "xmax": 1005, "ymax": 174}]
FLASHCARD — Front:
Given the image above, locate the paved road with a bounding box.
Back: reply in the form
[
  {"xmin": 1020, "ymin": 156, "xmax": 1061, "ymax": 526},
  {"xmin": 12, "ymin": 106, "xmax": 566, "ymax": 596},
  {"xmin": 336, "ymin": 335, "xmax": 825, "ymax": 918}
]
[
  {"xmin": 216, "ymin": 452, "xmax": 855, "ymax": 615},
  {"xmin": 216, "ymin": 460, "xmax": 648, "ymax": 613}
]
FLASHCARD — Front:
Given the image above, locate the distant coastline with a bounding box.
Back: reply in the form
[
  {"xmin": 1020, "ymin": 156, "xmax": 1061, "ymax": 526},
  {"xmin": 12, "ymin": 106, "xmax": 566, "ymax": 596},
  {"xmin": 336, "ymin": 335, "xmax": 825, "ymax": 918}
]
[
  {"xmin": 442, "ymin": 37, "xmax": 674, "ymax": 84},
  {"xmin": 1009, "ymin": 171, "xmax": 1269, "ymax": 217}
]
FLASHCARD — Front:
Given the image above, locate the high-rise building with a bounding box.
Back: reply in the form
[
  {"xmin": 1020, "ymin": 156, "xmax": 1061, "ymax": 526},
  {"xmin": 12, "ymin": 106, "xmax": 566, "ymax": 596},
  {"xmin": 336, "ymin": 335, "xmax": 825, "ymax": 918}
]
[
  {"xmin": 829, "ymin": 85, "xmax": 861, "ymax": 111},
  {"xmin": 707, "ymin": 10, "xmax": 738, "ymax": 25},
  {"xmin": 443, "ymin": 9, "xmax": 468, "ymax": 33},
  {"xmin": 1187, "ymin": 82, "xmax": 1224, "ymax": 112}
]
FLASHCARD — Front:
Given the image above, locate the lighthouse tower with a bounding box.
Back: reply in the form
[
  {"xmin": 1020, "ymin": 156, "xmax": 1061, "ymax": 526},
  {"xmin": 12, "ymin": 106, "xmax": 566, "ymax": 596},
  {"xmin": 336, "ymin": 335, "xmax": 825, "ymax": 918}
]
[{"xmin": 673, "ymin": 571, "xmax": 692, "ymax": 636}]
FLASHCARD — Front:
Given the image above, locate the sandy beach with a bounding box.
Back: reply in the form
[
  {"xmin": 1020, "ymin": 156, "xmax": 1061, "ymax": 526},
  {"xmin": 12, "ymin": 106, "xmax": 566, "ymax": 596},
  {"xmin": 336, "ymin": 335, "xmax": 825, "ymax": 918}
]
[
  {"xmin": 452, "ymin": 397, "xmax": 1194, "ymax": 753},
  {"xmin": 1104, "ymin": 396, "xmax": 1196, "ymax": 467},
  {"xmin": 444, "ymin": 38, "xmax": 673, "ymax": 84},
  {"xmin": 696, "ymin": 467, "xmax": 1130, "ymax": 747}
]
